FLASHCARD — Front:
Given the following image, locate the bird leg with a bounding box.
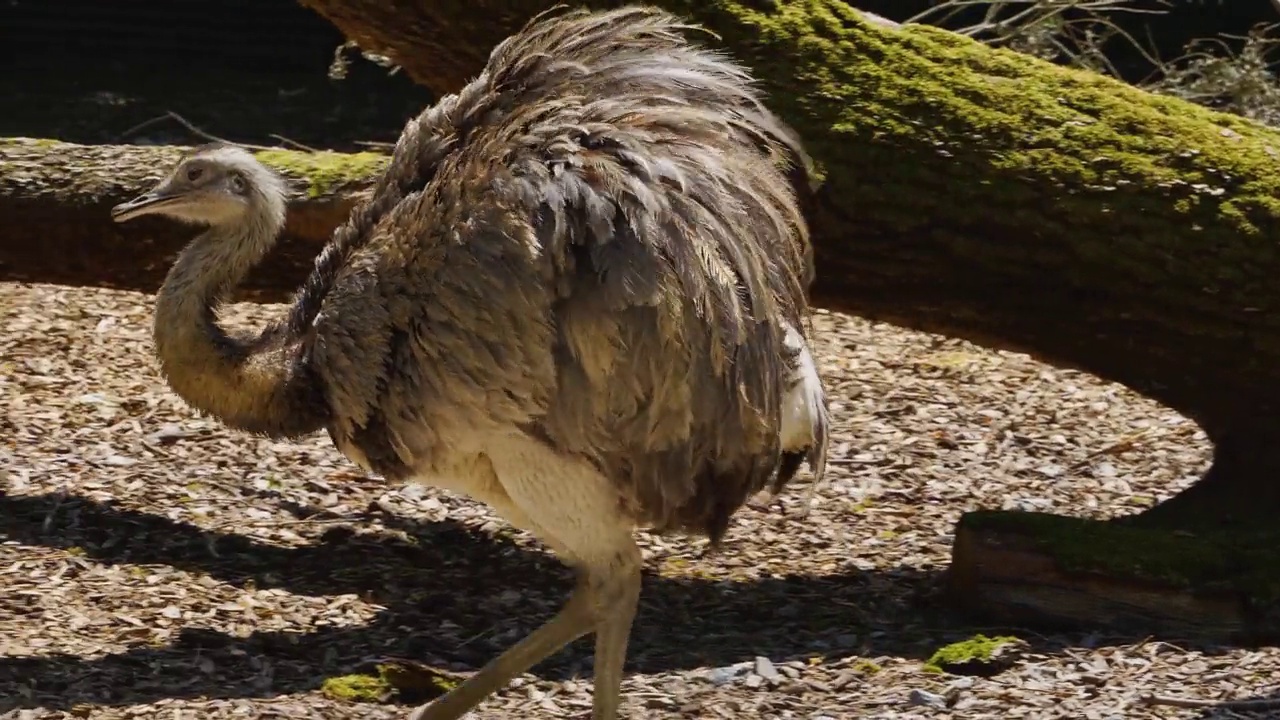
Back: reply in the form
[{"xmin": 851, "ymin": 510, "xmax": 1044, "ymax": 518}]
[
  {"xmin": 406, "ymin": 546, "xmax": 642, "ymax": 720},
  {"xmin": 586, "ymin": 551, "xmax": 642, "ymax": 720},
  {"xmin": 406, "ymin": 576, "xmax": 595, "ymax": 720}
]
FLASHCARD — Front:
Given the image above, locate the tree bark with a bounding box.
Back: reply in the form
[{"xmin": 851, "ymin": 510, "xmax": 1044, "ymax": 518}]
[
  {"xmin": 0, "ymin": 138, "xmax": 385, "ymax": 301},
  {"xmin": 947, "ymin": 510, "xmax": 1280, "ymax": 643}
]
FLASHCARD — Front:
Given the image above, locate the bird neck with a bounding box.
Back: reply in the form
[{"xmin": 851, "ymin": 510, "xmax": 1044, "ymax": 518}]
[{"xmin": 152, "ymin": 210, "xmax": 327, "ymax": 438}]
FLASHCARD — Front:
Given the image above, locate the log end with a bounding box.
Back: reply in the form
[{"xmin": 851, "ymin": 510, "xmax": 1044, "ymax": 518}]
[{"xmin": 946, "ymin": 509, "xmax": 1280, "ymax": 643}]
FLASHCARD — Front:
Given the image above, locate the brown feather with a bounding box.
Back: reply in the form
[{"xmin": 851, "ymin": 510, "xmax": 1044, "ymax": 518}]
[
  {"xmin": 308, "ymin": 6, "xmax": 826, "ymax": 542},
  {"xmin": 133, "ymin": 6, "xmax": 828, "ymax": 547}
]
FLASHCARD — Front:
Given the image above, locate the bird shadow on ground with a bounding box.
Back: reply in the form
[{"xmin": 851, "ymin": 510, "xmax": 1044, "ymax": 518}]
[{"xmin": 0, "ymin": 490, "xmax": 1261, "ymax": 711}]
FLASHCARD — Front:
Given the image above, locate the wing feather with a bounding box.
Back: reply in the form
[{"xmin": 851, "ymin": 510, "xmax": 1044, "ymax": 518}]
[{"xmin": 315, "ymin": 7, "xmax": 828, "ymax": 541}]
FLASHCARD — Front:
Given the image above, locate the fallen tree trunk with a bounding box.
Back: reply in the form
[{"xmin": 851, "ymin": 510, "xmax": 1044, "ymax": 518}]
[
  {"xmin": 947, "ymin": 510, "xmax": 1280, "ymax": 643},
  {"xmin": 6, "ymin": 2, "xmax": 1280, "ymax": 639},
  {"xmin": 282, "ymin": 0, "xmax": 1280, "ymax": 641},
  {"xmin": 0, "ymin": 138, "xmax": 386, "ymax": 300}
]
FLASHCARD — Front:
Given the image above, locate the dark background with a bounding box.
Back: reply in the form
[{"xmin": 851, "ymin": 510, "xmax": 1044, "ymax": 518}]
[
  {"xmin": 0, "ymin": 0, "xmax": 432, "ymax": 150},
  {"xmin": 0, "ymin": 0, "xmax": 1275, "ymax": 149}
]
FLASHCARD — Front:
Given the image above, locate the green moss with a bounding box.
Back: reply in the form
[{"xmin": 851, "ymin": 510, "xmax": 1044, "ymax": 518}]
[
  {"xmin": 0, "ymin": 137, "xmax": 59, "ymax": 148},
  {"xmin": 254, "ymin": 148, "xmax": 388, "ymax": 198},
  {"xmin": 961, "ymin": 510, "xmax": 1280, "ymax": 603},
  {"xmin": 924, "ymin": 634, "xmax": 1021, "ymax": 673},
  {"xmin": 852, "ymin": 659, "xmax": 883, "ymax": 674},
  {"xmin": 320, "ymin": 673, "xmax": 391, "ymax": 702},
  {"xmin": 612, "ymin": 1, "xmax": 1280, "ymax": 320},
  {"xmin": 1, "ymin": 138, "xmax": 387, "ymax": 199},
  {"xmin": 321, "ymin": 662, "xmax": 460, "ymax": 704}
]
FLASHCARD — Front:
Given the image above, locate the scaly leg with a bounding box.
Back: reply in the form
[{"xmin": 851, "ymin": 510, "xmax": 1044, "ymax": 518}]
[
  {"xmin": 407, "ymin": 552, "xmax": 641, "ymax": 720},
  {"xmin": 585, "ymin": 547, "xmax": 642, "ymax": 720},
  {"xmin": 406, "ymin": 437, "xmax": 644, "ymax": 720},
  {"xmin": 407, "ymin": 571, "xmax": 596, "ymax": 720}
]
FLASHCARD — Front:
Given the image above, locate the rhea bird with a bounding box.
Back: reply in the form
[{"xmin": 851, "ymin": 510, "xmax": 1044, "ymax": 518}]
[{"xmin": 110, "ymin": 6, "xmax": 830, "ymax": 720}]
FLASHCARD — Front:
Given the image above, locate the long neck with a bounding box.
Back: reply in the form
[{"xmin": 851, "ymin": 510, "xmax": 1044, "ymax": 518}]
[{"xmin": 152, "ymin": 209, "xmax": 328, "ymax": 438}]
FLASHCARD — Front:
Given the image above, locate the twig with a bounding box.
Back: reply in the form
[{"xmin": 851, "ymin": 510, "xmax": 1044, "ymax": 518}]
[
  {"xmin": 907, "ymin": 0, "xmax": 1165, "ymax": 29},
  {"xmin": 269, "ymin": 134, "xmax": 321, "ymax": 153},
  {"xmin": 205, "ymin": 514, "xmax": 359, "ymax": 534},
  {"xmin": 354, "ymin": 140, "xmax": 397, "ymax": 150},
  {"xmin": 1139, "ymin": 693, "xmax": 1280, "ymax": 711},
  {"xmin": 1068, "ymin": 427, "xmax": 1155, "ymax": 470},
  {"xmin": 118, "ymin": 113, "xmax": 181, "ymax": 141},
  {"xmin": 159, "ymin": 111, "xmax": 249, "ymax": 147},
  {"xmin": 118, "ymin": 111, "xmax": 274, "ymax": 152},
  {"xmin": 140, "ymin": 437, "xmax": 172, "ymax": 457}
]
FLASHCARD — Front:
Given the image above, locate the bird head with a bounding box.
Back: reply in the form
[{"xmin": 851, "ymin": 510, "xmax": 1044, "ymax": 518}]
[{"xmin": 111, "ymin": 144, "xmax": 287, "ymax": 227}]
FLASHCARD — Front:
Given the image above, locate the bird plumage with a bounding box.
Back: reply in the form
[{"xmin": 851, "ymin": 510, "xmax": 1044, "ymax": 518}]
[
  {"xmin": 113, "ymin": 6, "xmax": 830, "ymax": 719},
  {"xmin": 313, "ymin": 5, "xmax": 828, "ymax": 543}
]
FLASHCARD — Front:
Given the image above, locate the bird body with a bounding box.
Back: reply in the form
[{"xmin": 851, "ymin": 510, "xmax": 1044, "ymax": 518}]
[{"xmin": 112, "ymin": 7, "xmax": 830, "ymax": 719}]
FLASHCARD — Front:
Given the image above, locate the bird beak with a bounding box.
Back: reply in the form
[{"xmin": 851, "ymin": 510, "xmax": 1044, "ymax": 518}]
[{"xmin": 111, "ymin": 189, "xmax": 182, "ymax": 222}]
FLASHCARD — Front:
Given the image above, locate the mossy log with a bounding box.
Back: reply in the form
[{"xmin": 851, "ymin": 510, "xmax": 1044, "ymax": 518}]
[
  {"xmin": 948, "ymin": 510, "xmax": 1280, "ymax": 642},
  {"xmin": 0, "ymin": 138, "xmax": 387, "ymax": 300},
  {"xmin": 284, "ymin": 0, "xmax": 1280, "ymax": 638}
]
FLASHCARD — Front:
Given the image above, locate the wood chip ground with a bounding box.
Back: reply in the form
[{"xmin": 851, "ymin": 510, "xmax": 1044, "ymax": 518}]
[{"xmin": 3, "ymin": 281, "xmax": 1278, "ymax": 719}]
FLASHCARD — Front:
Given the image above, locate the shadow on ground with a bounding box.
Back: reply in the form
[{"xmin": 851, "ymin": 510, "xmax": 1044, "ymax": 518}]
[
  {"xmin": 0, "ymin": 490, "xmax": 1259, "ymax": 711},
  {"xmin": 1191, "ymin": 690, "xmax": 1280, "ymax": 719}
]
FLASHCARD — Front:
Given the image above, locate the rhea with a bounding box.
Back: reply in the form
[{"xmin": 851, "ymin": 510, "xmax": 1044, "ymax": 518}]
[{"xmin": 111, "ymin": 7, "xmax": 830, "ymax": 720}]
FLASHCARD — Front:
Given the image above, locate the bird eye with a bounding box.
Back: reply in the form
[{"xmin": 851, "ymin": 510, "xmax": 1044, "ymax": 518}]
[{"xmin": 186, "ymin": 167, "xmax": 204, "ymax": 182}]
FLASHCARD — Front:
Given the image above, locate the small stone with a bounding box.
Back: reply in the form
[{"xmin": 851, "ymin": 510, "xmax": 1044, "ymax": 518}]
[
  {"xmin": 149, "ymin": 423, "xmax": 189, "ymax": 443},
  {"xmin": 908, "ymin": 689, "xmax": 947, "ymax": 709},
  {"xmin": 743, "ymin": 674, "xmax": 763, "ymax": 689},
  {"xmin": 753, "ymin": 656, "xmax": 781, "ymax": 683},
  {"xmin": 944, "ymin": 676, "xmax": 975, "ymax": 704},
  {"xmin": 1003, "ymin": 496, "xmax": 1053, "ymax": 512},
  {"xmin": 1036, "ymin": 463, "xmax": 1064, "ymax": 477},
  {"xmin": 707, "ymin": 664, "xmax": 746, "ymax": 686},
  {"xmin": 400, "ymin": 483, "xmax": 427, "ymax": 500},
  {"xmin": 946, "ymin": 677, "xmax": 976, "ymax": 691}
]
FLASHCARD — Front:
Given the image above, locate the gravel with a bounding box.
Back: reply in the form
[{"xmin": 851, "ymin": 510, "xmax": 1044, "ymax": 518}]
[{"xmin": 3, "ymin": 280, "xmax": 1278, "ymax": 719}]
